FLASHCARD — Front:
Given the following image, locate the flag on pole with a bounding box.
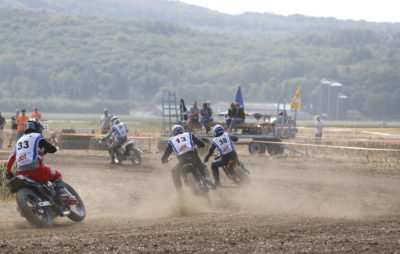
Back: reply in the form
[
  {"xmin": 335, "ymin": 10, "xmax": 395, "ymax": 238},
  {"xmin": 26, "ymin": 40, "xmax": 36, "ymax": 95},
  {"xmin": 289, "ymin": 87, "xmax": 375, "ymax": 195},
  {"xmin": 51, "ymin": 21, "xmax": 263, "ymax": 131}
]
[
  {"xmin": 291, "ymin": 87, "xmax": 301, "ymax": 110},
  {"xmin": 235, "ymin": 86, "xmax": 244, "ymax": 108}
]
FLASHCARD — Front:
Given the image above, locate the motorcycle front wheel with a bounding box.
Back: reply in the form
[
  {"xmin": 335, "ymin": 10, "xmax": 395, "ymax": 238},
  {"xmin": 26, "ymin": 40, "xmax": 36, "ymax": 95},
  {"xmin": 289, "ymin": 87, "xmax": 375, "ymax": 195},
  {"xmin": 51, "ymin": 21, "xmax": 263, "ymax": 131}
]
[
  {"xmin": 128, "ymin": 148, "xmax": 142, "ymax": 166},
  {"xmin": 16, "ymin": 188, "xmax": 54, "ymax": 227}
]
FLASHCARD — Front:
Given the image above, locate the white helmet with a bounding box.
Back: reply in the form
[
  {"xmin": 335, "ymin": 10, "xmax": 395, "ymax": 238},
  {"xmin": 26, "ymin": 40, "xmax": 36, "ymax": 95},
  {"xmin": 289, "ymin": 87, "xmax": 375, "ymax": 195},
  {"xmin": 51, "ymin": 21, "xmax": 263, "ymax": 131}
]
[
  {"xmin": 171, "ymin": 125, "xmax": 184, "ymax": 136},
  {"xmin": 111, "ymin": 116, "xmax": 120, "ymax": 124},
  {"xmin": 213, "ymin": 124, "xmax": 224, "ymax": 137}
]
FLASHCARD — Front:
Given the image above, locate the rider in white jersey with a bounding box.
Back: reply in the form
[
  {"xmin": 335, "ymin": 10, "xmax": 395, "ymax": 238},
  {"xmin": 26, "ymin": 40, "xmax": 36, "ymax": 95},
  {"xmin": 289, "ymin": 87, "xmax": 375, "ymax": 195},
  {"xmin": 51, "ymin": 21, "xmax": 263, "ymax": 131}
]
[
  {"xmin": 161, "ymin": 125, "xmax": 215, "ymax": 191},
  {"xmin": 102, "ymin": 116, "xmax": 129, "ymax": 164},
  {"xmin": 5, "ymin": 119, "xmax": 76, "ymax": 204},
  {"xmin": 204, "ymin": 124, "xmax": 239, "ymax": 186}
]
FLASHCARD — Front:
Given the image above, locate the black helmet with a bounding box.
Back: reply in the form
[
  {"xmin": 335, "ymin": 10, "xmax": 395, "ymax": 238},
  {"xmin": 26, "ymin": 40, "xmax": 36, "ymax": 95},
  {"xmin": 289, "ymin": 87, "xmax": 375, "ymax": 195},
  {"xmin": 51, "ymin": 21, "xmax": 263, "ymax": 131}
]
[
  {"xmin": 171, "ymin": 125, "xmax": 184, "ymax": 136},
  {"xmin": 25, "ymin": 119, "xmax": 43, "ymax": 134}
]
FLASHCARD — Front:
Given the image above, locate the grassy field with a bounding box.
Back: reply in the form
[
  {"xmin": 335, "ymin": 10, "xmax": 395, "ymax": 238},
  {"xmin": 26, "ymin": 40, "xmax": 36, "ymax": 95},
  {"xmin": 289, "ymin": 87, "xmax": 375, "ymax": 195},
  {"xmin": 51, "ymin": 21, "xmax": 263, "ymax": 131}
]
[
  {"xmin": 1, "ymin": 112, "xmax": 162, "ymax": 132},
  {"xmin": 1, "ymin": 112, "xmax": 399, "ymax": 131}
]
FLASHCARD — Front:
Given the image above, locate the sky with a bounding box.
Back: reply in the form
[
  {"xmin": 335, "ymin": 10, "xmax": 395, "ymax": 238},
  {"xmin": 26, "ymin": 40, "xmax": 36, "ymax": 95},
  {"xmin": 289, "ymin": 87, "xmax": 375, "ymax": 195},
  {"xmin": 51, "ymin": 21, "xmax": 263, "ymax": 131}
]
[{"xmin": 178, "ymin": 0, "xmax": 400, "ymax": 23}]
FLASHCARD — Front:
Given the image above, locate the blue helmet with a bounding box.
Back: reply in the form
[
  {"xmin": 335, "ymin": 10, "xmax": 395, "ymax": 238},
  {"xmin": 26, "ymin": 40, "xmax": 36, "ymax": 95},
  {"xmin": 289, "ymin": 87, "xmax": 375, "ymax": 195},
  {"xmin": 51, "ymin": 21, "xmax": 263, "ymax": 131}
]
[
  {"xmin": 25, "ymin": 119, "xmax": 43, "ymax": 134},
  {"xmin": 171, "ymin": 125, "xmax": 184, "ymax": 136},
  {"xmin": 213, "ymin": 124, "xmax": 224, "ymax": 137}
]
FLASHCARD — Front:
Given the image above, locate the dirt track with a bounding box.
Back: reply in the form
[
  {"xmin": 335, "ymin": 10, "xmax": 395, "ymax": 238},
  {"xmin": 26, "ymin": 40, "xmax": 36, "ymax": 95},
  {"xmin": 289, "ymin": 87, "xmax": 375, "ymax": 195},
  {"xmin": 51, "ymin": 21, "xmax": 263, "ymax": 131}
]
[{"xmin": 1, "ymin": 150, "xmax": 400, "ymax": 253}]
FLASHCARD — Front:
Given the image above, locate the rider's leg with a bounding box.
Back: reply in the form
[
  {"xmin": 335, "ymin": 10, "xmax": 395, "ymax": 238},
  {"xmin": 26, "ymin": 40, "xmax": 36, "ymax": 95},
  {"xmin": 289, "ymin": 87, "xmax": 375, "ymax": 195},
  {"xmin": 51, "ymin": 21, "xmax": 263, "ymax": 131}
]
[
  {"xmin": 108, "ymin": 139, "xmax": 120, "ymax": 164},
  {"xmin": 211, "ymin": 158, "xmax": 226, "ymax": 186}
]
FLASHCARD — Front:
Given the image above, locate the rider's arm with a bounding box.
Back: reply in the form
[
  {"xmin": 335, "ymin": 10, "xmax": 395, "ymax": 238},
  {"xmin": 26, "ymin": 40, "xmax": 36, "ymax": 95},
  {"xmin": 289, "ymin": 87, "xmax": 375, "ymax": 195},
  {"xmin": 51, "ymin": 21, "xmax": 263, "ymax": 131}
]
[
  {"xmin": 204, "ymin": 144, "xmax": 216, "ymax": 162},
  {"xmin": 192, "ymin": 135, "xmax": 205, "ymax": 148},
  {"xmin": 6, "ymin": 151, "xmax": 16, "ymax": 174},
  {"xmin": 161, "ymin": 143, "xmax": 173, "ymax": 164},
  {"xmin": 230, "ymin": 135, "xmax": 238, "ymax": 142},
  {"xmin": 38, "ymin": 139, "xmax": 57, "ymax": 154},
  {"xmin": 103, "ymin": 128, "xmax": 115, "ymax": 140}
]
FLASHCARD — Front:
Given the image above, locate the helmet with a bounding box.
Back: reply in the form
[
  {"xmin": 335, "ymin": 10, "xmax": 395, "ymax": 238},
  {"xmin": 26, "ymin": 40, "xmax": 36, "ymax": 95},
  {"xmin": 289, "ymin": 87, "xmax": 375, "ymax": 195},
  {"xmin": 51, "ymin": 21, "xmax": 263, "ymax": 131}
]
[
  {"xmin": 111, "ymin": 116, "xmax": 120, "ymax": 125},
  {"xmin": 171, "ymin": 125, "xmax": 184, "ymax": 136},
  {"xmin": 213, "ymin": 124, "xmax": 224, "ymax": 137},
  {"xmin": 25, "ymin": 119, "xmax": 43, "ymax": 134}
]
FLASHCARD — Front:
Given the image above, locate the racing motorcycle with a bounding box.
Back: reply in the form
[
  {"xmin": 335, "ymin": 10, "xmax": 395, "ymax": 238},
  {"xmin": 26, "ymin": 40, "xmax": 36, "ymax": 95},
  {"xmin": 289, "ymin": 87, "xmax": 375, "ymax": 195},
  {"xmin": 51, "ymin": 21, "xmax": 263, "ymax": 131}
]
[
  {"xmin": 179, "ymin": 163, "xmax": 211, "ymax": 198},
  {"xmin": 213, "ymin": 153, "xmax": 250, "ymax": 185},
  {"xmin": 101, "ymin": 135, "xmax": 143, "ymax": 166},
  {"xmin": 6, "ymin": 175, "xmax": 86, "ymax": 228}
]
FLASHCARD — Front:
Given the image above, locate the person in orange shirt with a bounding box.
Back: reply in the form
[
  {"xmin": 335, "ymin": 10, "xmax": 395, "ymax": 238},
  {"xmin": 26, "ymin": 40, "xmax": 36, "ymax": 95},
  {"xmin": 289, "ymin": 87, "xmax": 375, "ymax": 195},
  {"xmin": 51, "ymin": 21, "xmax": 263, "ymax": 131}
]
[
  {"xmin": 31, "ymin": 107, "xmax": 42, "ymax": 121},
  {"xmin": 17, "ymin": 109, "xmax": 29, "ymax": 140}
]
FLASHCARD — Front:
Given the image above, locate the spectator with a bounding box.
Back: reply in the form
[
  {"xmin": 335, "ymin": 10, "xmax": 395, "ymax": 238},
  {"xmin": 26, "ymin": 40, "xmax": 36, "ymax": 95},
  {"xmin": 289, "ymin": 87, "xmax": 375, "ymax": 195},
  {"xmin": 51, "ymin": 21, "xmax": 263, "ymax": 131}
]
[
  {"xmin": 100, "ymin": 108, "xmax": 112, "ymax": 134},
  {"xmin": 31, "ymin": 106, "xmax": 42, "ymax": 120},
  {"xmin": 225, "ymin": 102, "xmax": 237, "ymax": 129},
  {"xmin": 0, "ymin": 112, "xmax": 6, "ymax": 148},
  {"xmin": 17, "ymin": 109, "xmax": 29, "ymax": 140},
  {"xmin": 200, "ymin": 102, "xmax": 213, "ymax": 133},
  {"xmin": 187, "ymin": 101, "xmax": 200, "ymax": 131},
  {"xmin": 228, "ymin": 102, "xmax": 245, "ymax": 133},
  {"xmin": 7, "ymin": 109, "xmax": 19, "ymax": 148},
  {"xmin": 314, "ymin": 115, "xmax": 324, "ymax": 144}
]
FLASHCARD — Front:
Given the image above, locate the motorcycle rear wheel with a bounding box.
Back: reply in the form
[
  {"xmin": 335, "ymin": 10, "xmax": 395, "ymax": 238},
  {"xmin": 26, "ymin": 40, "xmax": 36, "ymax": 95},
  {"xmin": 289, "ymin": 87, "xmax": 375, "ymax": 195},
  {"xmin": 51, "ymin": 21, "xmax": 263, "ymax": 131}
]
[{"xmin": 16, "ymin": 188, "xmax": 54, "ymax": 227}]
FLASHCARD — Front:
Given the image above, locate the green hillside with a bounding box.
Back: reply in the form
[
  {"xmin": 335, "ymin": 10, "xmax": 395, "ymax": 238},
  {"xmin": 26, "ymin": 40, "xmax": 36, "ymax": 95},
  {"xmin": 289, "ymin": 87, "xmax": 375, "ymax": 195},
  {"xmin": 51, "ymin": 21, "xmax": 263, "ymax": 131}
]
[
  {"xmin": 0, "ymin": 8, "xmax": 399, "ymax": 119},
  {"xmin": 1, "ymin": 0, "xmax": 400, "ymax": 41}
]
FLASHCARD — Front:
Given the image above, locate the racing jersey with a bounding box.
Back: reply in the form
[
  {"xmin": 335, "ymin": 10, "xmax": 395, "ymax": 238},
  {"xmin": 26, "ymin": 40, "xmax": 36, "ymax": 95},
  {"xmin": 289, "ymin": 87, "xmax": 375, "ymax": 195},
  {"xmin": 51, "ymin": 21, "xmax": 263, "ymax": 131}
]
[
  {"xmin": 168, "ymin": 132, "xmax": 195, "ymax": 156},
  {"xmin": 212, "ymin": 132, "xmax": 234, "ymax": 155},
  {"xmin": 112, "ymin": 122, "xmax": 128, "ymax": 137}
]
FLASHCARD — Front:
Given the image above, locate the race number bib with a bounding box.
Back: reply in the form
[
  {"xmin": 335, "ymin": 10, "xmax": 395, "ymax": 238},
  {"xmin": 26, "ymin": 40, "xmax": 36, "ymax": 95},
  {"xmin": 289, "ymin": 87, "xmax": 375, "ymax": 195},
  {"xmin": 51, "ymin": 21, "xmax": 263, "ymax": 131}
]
[{"xmin": 212, "ymin": 133, "xmax": 234, "ymax": 155}]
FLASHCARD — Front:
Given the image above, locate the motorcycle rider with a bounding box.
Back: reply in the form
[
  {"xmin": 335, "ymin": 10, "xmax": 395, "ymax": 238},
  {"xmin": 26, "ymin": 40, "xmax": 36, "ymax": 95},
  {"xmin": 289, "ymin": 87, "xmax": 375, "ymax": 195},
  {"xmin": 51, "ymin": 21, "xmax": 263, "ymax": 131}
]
[
  {"xmin": 203, "ymin": 124, "xmax": 240, "ymax": 186},
  {"xmin": 5, "ymin": 119, "xmax": 76, "ymax": 204},
  {"xmin": 161, "ymin": 125, "xmax": 215, "ymax": 191},
  {"xmin": 101, "ymin": 116, "xmax": 129, "ymax": 164}
]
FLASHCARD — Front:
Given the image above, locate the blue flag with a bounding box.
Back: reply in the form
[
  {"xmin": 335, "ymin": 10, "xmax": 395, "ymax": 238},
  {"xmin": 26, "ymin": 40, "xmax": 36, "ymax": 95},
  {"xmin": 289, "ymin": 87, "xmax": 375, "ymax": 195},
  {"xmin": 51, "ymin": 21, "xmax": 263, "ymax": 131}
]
[{"xmin": 235, "ymin": 86, "xmax": 244, "ymax": 108}]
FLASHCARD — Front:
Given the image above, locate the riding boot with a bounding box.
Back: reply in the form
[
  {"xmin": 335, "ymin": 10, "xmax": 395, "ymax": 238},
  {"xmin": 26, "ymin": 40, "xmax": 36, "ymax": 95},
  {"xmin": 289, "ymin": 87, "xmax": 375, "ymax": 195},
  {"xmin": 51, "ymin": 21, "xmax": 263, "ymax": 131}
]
[
  {"xmin": 52, "ymin": 178, "xmax": 77, "ymax": 205},
  {"xmin": 108, "ymin": 149, "xmax": 115, "ymax": 164}
]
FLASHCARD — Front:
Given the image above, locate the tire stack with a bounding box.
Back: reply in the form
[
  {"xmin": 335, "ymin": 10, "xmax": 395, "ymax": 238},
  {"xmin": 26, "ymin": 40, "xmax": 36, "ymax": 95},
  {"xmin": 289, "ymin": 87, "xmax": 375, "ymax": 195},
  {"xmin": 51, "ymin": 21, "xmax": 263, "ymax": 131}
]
[{"xmin": 60, "ymin": 129, "xmax": 92, "ymax": 150}]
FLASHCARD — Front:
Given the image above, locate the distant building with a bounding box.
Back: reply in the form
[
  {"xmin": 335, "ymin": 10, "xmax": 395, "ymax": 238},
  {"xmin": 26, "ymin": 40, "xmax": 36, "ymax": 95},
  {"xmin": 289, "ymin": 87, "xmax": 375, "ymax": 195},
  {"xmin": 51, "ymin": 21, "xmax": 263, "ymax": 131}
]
[
  {"xmin": 318, "ymin": 79, "xmax": 348, "ymax": 120},
  {"xmin": 336, "ymin": 94, "xmax": 348, "ymax": 120}
]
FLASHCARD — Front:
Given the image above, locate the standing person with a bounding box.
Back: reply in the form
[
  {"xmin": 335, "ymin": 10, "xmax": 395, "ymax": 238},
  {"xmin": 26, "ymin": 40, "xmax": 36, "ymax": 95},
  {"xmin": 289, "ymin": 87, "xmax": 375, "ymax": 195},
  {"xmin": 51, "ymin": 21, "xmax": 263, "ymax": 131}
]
[
  {"xmin": 200, "ymin": 102, "xmax": 213, "ymax": 133},
  {"xmin": 31, "ymin": 107, "xmax": 42, "ymax": 120},
  {"xmin": 187, "ymin": 101, "xmax": 200, "ymax": 131},
  {"xmin": 0, "ymin": 112, "xmax": 6, "ymax": 149},
  {"xmin": 17, "ymin": 109, "xmax": 29, "ymax": 140},
  {"xmin": 8, "ymin": 109, "xmax": 19, "ymax": 148},
  {"xmin": 5, "ymin": 119, "xmax": 76, "ymax": 204},
  {"xmin": 100, "ymin": 108, "xmax": 112, "ymax": 134},
  {"xmin": 314, "ymin": 115, "xmax": 324, "ymax": 144}
]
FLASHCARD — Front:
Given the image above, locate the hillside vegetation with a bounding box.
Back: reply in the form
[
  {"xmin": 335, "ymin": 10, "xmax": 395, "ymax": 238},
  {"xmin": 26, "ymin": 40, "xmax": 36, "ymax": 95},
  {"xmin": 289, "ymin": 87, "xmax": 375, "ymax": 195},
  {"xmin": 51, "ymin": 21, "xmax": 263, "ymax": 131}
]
[
  {"xmin": 0, "ymin": 8, "xmax": 399, "ymax": 118},
  {"xmin": 2, "ymin": 0, "xmax": 400, "ymax": 41}
]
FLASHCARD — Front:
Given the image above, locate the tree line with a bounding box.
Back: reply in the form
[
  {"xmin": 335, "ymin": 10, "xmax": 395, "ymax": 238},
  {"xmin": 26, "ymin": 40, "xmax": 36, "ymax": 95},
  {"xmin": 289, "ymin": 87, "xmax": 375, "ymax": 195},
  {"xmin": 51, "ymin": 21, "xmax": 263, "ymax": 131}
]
[{"xmin": 0, "ymin": 8, "xmax": 399, "ymax": 119}]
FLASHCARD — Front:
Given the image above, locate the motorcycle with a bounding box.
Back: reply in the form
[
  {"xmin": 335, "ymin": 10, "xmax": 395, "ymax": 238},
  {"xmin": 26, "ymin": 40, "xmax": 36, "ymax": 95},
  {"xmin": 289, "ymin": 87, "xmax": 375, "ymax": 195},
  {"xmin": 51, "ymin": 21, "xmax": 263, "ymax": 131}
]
[
  {"xmin": 179, "ymin": 163, "xmax": 211, "ymax": 198},
  {"xmin": 213, "ymin": 153, "xmax": 250, "ymax": 185},
  {"xmin": 101, "ymin": 135, "xmax": 143, "ymax": 166},
  {"xmin": 6, "ymin": 175, "xmax": 86, "ymax": 228}
]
